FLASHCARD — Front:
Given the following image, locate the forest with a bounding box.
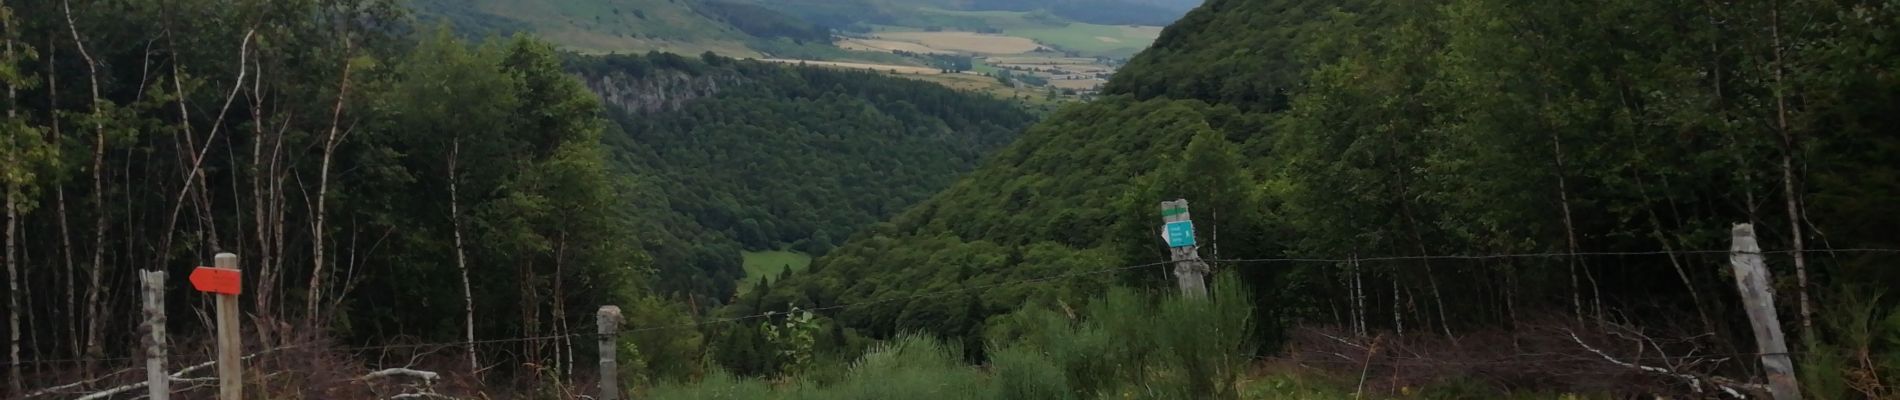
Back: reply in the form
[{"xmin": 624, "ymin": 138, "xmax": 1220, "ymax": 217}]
[
  {"xmin": 568, "ymin": 52, "xmax": 1037, "ymax": 306},
  {"xmin": 5, "ymin": 0, "xmax": 1900, "ymax": 397},
  {"xmin": 0, "ymin": 0, "xmax": 678, "ymax": 392},
  {"xmin": 0, "ymin": 0, "xmax": 1034, "ymax": 396},
  {"xmin": 735, "ymin": 0, "xmax": 1900, "ymax": 397}
]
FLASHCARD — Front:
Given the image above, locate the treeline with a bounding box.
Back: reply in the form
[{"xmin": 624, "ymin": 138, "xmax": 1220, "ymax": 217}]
[
  {"xmin": 569, "ymin": 52, "xmax": 1037, "ymax": 304},
  {"xmin": 960, "ymin": 0, "xmax": 1196, "ymax": 26},
  {"xmin": 751, "ymin": 0, "xmax": 1900, "ymax": 395},
  {"xmin": 697, "ymin": 1, "xmax": 833, "ymax": 44},
  {"xmin": 0, "ymin": 0, "xmax": 702, "ymax": 392}
]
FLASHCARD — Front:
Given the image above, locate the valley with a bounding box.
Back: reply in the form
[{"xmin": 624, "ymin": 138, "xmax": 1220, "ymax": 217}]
[
  {"xmin": 412, "ymin": 0, "xmax": 1179, "ymax": 98},
  {"xmin": 13, "ymin": 0, "xmax": 1899, "ymax": 398}
]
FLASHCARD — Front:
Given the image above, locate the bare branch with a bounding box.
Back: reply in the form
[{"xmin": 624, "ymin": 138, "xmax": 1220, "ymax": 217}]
[{"xmin": 1566, "ymin": 328, "xmax": 1763, "ymax": 399}]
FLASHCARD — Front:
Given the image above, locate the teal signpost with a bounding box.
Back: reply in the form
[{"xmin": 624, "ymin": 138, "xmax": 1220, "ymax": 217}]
[{"xmin": 1165, "ymin": 220, "xmax": 1196, "ymax": 248}]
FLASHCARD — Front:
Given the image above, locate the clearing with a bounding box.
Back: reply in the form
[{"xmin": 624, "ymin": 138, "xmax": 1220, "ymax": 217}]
[
  {"xmin": 873, "ymin": 31, "xmax": 1044, "ymax": 54},
  {"xmin": 1003, "ymin": 24, "xmax": 1163, "ymax": 58},
  {"xmin": 759, "ymin": 59, "xmax": 945, "ymax": 75},
  {"xmin": 837, "ymin": 37, "xmax": 955, "ymax": 54},
  {"xmin": 741, "ymin": 249, "xmax": 812, "ymax": 286}
]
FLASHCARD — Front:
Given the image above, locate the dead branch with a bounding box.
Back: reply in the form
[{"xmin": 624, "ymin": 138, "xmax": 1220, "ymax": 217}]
[
  {"xmin": 19, "ymin": 368, "xmax": 136, "ymax": 398},
  {"xmin": 53, "ymin": 347, "xmax": 286, "ymax": 400},
  {"xmin": 362, "ymin": 368, "xmax": 441, "ymax": 382},
  {"xmin": 1565, "ymin": 328, "xmax": 1764, "ymax": 398}
]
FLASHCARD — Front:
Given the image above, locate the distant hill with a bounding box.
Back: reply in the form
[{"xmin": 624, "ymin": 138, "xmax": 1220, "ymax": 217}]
[
  {"xmin": 752, "ymin": 0, "xmax": 1204, "ymax": 30},
  {"xmin": 566, "ymin": 53, "xmax": 1039, "ymax": 302},
  {"xmin": 411, "ymin": 0, "xmax": 813, "ymax": 56}
]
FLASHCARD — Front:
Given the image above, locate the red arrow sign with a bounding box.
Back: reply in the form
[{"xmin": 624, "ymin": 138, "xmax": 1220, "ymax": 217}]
[{"xmin": 189, "ymin": 267, "xmax": 242, "ymax": 295}]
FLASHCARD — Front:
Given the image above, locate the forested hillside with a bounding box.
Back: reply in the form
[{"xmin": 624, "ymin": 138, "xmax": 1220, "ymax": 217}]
[
  {"xmin": 410, "ymin": 0, "xmax": 786, "ymax": 56},
  {"xmin": 567, "ymin": 52, "xmax": 1037, "ymax": 303},
  {"xmin": 0, "ymin": 0, "xmax": 723, "ymax": 393},
  {"xmin": 746, "ymin": 0, "xmax": 1900, "ymax": 396}
]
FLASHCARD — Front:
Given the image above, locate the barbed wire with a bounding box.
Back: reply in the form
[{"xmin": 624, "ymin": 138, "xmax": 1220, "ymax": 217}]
[
  {"xmin": 1206, "ymin": 247, "xmax": 1900, "ymax": 264},
  {"xmin": 10, "ymin": 247, "xmax": 1894, "ymax": 367}
]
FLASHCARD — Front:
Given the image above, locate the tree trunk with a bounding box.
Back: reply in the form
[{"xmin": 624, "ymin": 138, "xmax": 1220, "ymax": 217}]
[
  {"xmin": 307, "ymin": 44, "xmax": 353, "ymax": 323},
  {"xmin": 448, "ymin": 138, "xmax": 478, "ymax": 374},
  {"xmin": 554, "ymin": 233, "xmax": 572, "ymax": 378},
  {"xmin": 1767, "ymin": 0, "xmax": 1814, "ymax": 338},
  {"xmin": 1390, "ymin": 273, "xmax": 1402, "ymax": 336},
  {"xmin": 44, "ymin": 35, "xmax": 79, "ymax": 359},
  {"xmin": 1634, "ymin": 173, "xmax": 1715, "ymax": 333},
  {"xmin": 62, "ymin": 0, "xmax": 109, "ymax": 361},
  {"xmin": 5, "ymin": 28, "xmax": 24, "ymax": 393}
]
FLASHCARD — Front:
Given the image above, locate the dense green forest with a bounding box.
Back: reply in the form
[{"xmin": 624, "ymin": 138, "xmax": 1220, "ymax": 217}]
[
  {"xmin": 567, "ymin": 52, "xmax": 1036, "ymax": 304},
  {"xmin": 0, "ymin": 0, "xmax": 1028, "ymax": 395},
  {"xmin": 0, "ymin": 0, "xmax": 698, "ymax": 391},
  {"xmin": 7, "ymin": 0, "xmax": 1900, "ymax": 397},
  {"xmin": 732, "ymin": 0, "xmax": 1900, "ymax": 396}
]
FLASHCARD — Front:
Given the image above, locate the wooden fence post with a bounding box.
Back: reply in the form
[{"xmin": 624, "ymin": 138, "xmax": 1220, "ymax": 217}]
[
  {"xmin": 1729, "ymin": 224, "xmax": 1801, "ymax": 400},
  {"xmin": 214, "ymin": 253, "xmax": 242, "ymax": 400},
  {"xmin": 1160, "ymin": 199, "xmax": 1208, "ymax": 298},
  {"xmin": 139, "ymin": 270, "xmax": 169, "ymax": 400},
  {"xmin": 597, "ymin": 305, "xmax": 623, "ymax": 400}
]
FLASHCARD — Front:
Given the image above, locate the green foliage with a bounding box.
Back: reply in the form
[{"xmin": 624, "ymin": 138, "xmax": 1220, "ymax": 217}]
[
  {"xmin": 764, "ymin": 307, "xmax": 821, "ymax": 375},
  {"xmin": 1, "ymin": 0, "xmax": 687, "ymax": 380},
  {"xmin": 698, "ymin": 1, "xmax": 833, "ymax": 43},
  {"xmin": 1802, "ymin": 287, "xmax": 1900, "ymax": 399},
  {"xmin": 987, "ymin": 345, "xmax": 1075, "ymax": 400},
  {"xmin": 780, "ymin": 0, "xmax": 1900, "ymax": 396},
  {"xmin": 410, "ymin": 0, "xmax": 762, "ymax": 55},
  {"xmin": 741, "ymin": 250, "xmax": 813, "ymax": 287},
  {"xmin": 657, "ymin": 278, "xmax": 1255, "ymax": 399},
  {"xmin": 570, "ymin": 52, "xmax": 1037, "ymax": 302}
]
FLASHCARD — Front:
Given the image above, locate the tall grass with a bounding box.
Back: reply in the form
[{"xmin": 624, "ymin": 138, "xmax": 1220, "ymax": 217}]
[
  {"xmin": 1800, "ymin": 287, "xmax": 1900, "ymax": 399},
  {"xmin": 650, "ymin": 273, "xmax": 1257, "ymax": 399}
]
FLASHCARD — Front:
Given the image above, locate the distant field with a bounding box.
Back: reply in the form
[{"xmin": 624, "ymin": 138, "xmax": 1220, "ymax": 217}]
[
  {"xmin": 741, "ymin": 250, "xmax": 812, "ymax": 286},
  {"xmin": 987, "ymin": 56, "xmax": 1099, "ymax": 65},
  {"xmin": 838, "ymin": 37, "xmax": 955, "ymax": 54},
  {"xmin": 760, "ymin": 59, "xmax": 945, "ymax": 74},
  {"xmin": 1004, "ymin": 24, "xmax": 1162, "ymax": 58},
  {"xmin": 874, "ymin": 31, "xmax": 1043, "ymax": 54}
]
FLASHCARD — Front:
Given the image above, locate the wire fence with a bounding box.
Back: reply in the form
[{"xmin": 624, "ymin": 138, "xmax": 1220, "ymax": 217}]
[{"xmin": 7, "ymin": 247, "xmax": 1893, "ymax": 368}]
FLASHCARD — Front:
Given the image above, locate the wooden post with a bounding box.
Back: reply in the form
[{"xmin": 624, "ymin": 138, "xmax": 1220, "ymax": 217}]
[
  {"xmin": 1729, "ymin": 224, "xmax": 1801, "ymax": 400},
  {"xmin": 597, "ymin": 305, "xmax": 623, "ymax": 400},
  {"xmin": 140, "ymin": 270, "xmax": 170, "ymax": 400},
  {"xmin": 214, "ymin": 253, "xmax": 242, "ymax": 400},
  {"xmin": 1159, "ymin": 199, "xmax": 1208, "ymax": 298}
]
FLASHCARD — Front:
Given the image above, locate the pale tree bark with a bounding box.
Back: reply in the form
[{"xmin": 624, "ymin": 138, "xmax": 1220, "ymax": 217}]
[
  {"xmin": 1382, "ymin": 118, "xmax": 1452, "ymax": 339},
  {"xmin": 1635, "ymin": 173, "xmax": 1715, "ymax": 334},
  {"xmin": 43, "ymin": 34, "xmax": 78, "ymax": 359},
  {"xmin": 306, "ymin": 40, "xmax": 353, "ymax": 324},
  {"xmin": 1549, "ymin": 128, "xmax": 1604, "ymax": 322},
  {"xmin": 5, "ymin": 18, "xmax": 23, "ymax": 393},
  {"xmin": 249, "ymin": 50, "xmax": 290, "ymax": 325},
  {"xmin": 61, "ymin": 0, "xmax": 110, "ymax": 360},
  {"xmin": 1767, "ymin": 0, "xmax": 1814, "ymax": 338},
  {"xmin": 554, "ymin": 233, "xmax": 571, "ymax": 377},
  {"xmin": 1390, "ymin": 273, "xmax": 1402, "ymax": 336},
  {"xmin": 448, "ymin": 138, "xmax": 478, "ymax": 374}
]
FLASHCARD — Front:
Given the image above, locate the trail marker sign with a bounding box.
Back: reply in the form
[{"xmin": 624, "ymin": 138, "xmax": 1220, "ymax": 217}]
[
  {"xmin": 189, "ymin": 266, "xmax": 242, "ymax": 295},
  {"xmin": 1165, "ymin": 220, "xmax": 1196, "ymax": 248}
]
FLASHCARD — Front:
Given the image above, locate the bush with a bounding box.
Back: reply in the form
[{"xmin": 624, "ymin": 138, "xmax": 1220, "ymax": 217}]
[{"xmin": 648, "ymin": 274, "xmax": 1257, "ymax": 399}]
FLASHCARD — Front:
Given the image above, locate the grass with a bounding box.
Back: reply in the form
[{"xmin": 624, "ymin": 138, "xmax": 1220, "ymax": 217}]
[
  {"xmin": 741, "ymin": 249, "xmax": 813, "ymax": 285},
  {"xmin": 1003, "ymin": 24, "xmax": 1162, "ymax": 59},
  {"xmin": 885, "ymin": 8, "xmax": 1164, "ymax": 58}
]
